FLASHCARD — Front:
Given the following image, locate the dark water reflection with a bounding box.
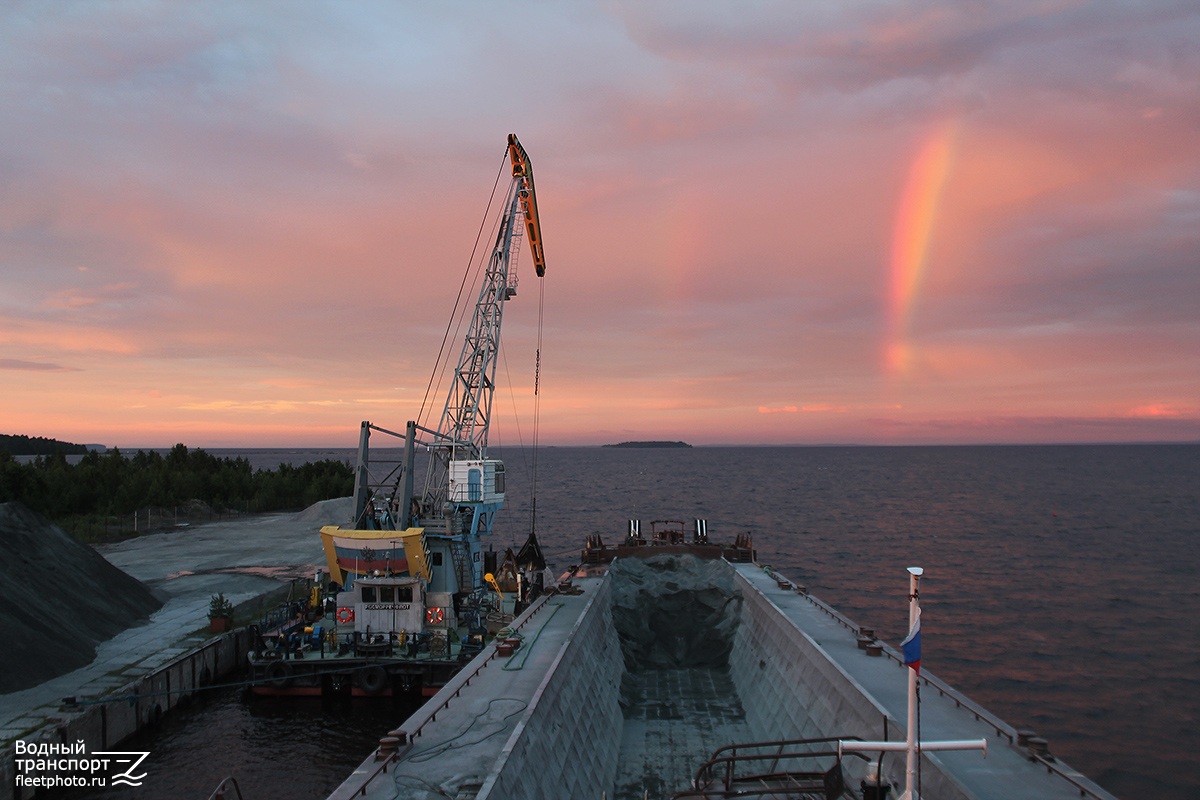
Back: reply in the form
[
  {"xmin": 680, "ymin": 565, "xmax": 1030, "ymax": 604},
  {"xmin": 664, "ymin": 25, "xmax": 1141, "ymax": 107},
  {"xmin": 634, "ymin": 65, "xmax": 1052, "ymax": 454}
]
[{"xmin": 44, "ymin": 690, "xmax": 421, "ymax": 800}]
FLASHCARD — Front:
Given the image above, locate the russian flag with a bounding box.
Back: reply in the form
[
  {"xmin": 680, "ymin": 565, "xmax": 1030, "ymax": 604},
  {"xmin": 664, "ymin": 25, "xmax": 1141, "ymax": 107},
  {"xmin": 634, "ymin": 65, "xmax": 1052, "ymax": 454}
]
[{"xmin": 901, "ymin": 607, "xmax": 921, "ymax": 673}]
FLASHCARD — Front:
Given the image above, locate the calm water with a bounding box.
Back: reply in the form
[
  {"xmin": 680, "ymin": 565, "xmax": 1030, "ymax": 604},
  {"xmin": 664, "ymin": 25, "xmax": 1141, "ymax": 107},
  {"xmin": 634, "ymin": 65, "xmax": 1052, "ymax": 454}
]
[
  {"xmin": 42, "ymin": 689, "xmax": 421, "ymax": 799},
  {"xmin": 56, "ymin": 444, "xmax": 1200, "ymax": 799}
]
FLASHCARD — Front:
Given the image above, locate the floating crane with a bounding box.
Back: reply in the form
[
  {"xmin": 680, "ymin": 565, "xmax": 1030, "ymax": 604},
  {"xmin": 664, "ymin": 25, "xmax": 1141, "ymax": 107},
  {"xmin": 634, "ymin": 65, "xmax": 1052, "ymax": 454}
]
[{"xmin": 323, "ymin": 134, "xmax": 546, "ymax": 599}]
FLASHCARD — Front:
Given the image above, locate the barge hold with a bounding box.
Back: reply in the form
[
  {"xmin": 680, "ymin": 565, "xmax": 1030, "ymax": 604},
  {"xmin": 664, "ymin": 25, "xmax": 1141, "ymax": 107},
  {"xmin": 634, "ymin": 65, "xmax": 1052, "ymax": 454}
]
[{"xmin": 327, "ymin": 530, "xmax": 1117, "ymax": 800}]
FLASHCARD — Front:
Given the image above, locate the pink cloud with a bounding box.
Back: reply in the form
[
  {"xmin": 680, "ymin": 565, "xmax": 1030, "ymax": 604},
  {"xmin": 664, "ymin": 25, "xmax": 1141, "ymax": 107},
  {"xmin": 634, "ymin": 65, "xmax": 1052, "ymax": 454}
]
[
  {"xmin": 1126, "ymin": 403, "xmax": 1191, "ymax": 419},
  {"xmin": 1, "ymin": 3, "xmax": 1198, "ymax": 447}
]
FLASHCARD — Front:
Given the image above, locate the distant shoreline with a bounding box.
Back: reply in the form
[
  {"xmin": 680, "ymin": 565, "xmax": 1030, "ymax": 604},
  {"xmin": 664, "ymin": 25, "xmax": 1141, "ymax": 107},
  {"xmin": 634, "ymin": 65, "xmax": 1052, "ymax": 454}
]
[{"xmin": 601, "ymin": 441, "xmax": 692, "ymax": 449}]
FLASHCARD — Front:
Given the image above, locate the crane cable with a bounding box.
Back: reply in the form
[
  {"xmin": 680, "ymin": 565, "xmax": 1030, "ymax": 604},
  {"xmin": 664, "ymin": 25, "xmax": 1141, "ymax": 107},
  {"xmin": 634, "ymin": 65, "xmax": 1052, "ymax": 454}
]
[
  {"xmin": 529, "ymin": 275, "xmax": 545, "ymax": 537},
  {"xmin": 417, "ymin": 150, "xmax": 510, "ymax": 430}
]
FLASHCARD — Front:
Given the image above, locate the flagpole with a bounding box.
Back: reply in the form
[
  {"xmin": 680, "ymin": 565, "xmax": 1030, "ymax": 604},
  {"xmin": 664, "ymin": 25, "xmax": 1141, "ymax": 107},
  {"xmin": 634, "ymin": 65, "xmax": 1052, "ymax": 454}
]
[
  {"xmin": 841, "ymin": 568, "xmax": 985, "ymax": 793},
  {"xmin": 904, "ymin": 566, "xmax": 924, "ymax": 800}
]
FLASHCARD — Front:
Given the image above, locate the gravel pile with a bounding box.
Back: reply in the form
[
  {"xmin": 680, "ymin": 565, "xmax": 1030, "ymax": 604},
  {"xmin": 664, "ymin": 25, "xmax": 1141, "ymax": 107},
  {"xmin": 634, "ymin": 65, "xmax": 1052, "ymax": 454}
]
[
  {"xmin": 609, "ymin": 553, "xmax": 743, "ymax": 673},
  {"xmin": 0, "ymin": 502, "xmax": 162, "ymax": 694},
  {"xmin": 290, "ymin": 496, "xmax": 353, "ymax": 526}
]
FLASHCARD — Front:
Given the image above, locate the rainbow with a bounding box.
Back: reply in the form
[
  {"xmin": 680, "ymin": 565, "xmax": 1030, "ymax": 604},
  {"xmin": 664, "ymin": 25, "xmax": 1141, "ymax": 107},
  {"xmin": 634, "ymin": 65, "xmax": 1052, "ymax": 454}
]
[{"xmin": 886, "ymin": 120, "xmax": 959, "ymax": 375}]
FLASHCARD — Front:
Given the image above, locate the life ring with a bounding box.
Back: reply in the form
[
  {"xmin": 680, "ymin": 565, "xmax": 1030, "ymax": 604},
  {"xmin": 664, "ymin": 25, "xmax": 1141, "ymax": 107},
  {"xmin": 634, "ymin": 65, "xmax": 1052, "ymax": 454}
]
[
  {"xmin": 265, "ymin": 660, "xmax": 292, "ymax": 688},
  {"xmin": 336, "ymin": 607, "xmax": 355, "ymax": 624},
  {"xmin": 358, "ymin": 665, "xmax": 388, "ymax": 695},
  {"xmin": 425, "ymin": 607, "xmax": 444, "ymax": 625}
]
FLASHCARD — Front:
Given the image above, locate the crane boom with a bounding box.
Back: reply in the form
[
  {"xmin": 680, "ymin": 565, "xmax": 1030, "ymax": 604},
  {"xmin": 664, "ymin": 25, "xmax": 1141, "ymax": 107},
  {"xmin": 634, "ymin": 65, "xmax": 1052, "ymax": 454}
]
[
  {"xmin": 507, "ymin": 133, "xmax": 546, "ymax": 278},
  {"xmin": 341, "ymin": 135, "xmax": 547, "ymax": 597},
  {"xmin": 430, "ymin": 135, "xmax": 542, "ymax": 468}
]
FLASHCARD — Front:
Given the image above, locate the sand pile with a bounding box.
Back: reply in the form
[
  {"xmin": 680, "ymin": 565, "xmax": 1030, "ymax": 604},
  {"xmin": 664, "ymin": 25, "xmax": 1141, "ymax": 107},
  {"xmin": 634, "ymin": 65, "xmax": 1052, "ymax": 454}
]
[
  {"xmin": 0, "ymin": 502, "xmax": 162, "ymax": 694},
  {"xmin": 290, "ymin": 496, "xmax": 353, "ymax": 527}
]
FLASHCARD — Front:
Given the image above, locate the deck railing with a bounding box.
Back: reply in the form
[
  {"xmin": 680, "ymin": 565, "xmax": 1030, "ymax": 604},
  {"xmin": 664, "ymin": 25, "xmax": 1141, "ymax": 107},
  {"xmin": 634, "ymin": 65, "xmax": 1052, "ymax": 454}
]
[
  {"xmin": 676, "ymin": 736, "xmax": 869, "ymax": 800},
  {"xmin": 206, "ymin": 776, "xmax": 245, "ymax": 800}
]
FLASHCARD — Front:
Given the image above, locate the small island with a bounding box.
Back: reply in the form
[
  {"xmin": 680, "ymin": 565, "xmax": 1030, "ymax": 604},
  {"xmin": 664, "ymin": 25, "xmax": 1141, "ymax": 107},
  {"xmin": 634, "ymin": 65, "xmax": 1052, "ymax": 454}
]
[{"xmin": 602, "ymin": 441, "xmax": 692, "ymax": 449}]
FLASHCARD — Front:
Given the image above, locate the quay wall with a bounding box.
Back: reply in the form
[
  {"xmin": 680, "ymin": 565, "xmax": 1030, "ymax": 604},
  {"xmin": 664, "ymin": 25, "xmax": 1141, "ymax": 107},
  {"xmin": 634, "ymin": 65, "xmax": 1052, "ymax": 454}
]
[
  {"xmin": 479, "ymin": 579, "xmax": 624, "ymax": 800},
  {"xmin": 3, "ymin": 629, "xmax": 250, "ymax": 800}
]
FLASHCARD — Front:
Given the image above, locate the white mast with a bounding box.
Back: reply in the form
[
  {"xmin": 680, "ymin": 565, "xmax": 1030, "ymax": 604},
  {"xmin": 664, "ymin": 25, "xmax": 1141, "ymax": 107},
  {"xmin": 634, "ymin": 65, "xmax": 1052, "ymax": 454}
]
[
  {"xmin": 840, "ymin": 566, "xmax": 987, "ymax": 799},
  {"xmin": 901, "ymin": 566, "xmax": 924, "ymax": 799}
]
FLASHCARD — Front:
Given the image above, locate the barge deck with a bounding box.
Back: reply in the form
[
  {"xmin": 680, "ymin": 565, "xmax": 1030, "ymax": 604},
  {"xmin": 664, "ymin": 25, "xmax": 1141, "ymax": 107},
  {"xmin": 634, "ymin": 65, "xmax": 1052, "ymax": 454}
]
[{"xmin": 326, "ymin": 556, "xmax": 1117, "ymax": 800}]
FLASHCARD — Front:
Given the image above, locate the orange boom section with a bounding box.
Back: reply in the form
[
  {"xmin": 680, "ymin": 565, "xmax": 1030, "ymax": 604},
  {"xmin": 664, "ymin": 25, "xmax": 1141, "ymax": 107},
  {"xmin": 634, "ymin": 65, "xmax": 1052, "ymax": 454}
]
[{"xmin": 507, "ymin": 133, "xmax": 545, "ymax": 277}]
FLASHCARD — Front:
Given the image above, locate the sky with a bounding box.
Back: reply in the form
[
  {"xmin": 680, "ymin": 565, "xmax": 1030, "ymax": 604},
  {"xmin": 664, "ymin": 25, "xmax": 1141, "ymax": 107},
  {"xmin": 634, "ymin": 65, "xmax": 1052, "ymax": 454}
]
[{"xmin": 2, "ymin": 1, "xmax": 1199, "ymax": 448}]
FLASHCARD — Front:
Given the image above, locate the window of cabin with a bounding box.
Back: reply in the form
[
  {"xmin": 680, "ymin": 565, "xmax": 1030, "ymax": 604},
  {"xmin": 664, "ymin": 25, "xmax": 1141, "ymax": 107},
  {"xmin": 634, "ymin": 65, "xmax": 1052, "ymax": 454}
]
[
  {"xmin": 361, "ymin": 586, "xmax": 377, "ymax": 603},
  {"xmin": 431, "ymin": 552, "xmax": 443, "ymax": 566},
  {"xmin": 379, "ymin": 586, "xmax": 394, "ymax": 602},
  {"xmin": 397, "ymin": 586, "xmax": 413, "ymax": 602}
]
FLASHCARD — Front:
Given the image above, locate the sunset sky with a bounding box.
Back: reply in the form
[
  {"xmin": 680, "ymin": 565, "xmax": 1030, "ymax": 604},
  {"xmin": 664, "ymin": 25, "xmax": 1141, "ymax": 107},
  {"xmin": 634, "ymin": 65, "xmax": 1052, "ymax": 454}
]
[{"xmin": 3, "ymin": 1, "xmax": 1198, "ymax": 448}]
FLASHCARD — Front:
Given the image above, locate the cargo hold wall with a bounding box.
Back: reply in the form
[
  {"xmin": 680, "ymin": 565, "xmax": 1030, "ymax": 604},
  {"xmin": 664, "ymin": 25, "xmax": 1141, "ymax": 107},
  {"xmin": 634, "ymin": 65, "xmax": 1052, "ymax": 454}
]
[
  {"xmin": 479, "ymin": 577, "xmax": 624, "ymax": 800},
  {"xmin": 728, "ymin": 567, "xmax": 976, "ymax": 800},
  {"xmin": 729, "ymin": 572, "xmax": 896, "ymax": 742}
]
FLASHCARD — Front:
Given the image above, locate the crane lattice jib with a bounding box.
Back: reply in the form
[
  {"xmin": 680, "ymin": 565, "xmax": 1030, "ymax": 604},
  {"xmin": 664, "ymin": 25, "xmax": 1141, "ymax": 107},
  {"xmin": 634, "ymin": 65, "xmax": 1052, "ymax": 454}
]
[
  {"xmin": 435, "ymin": 187, "xmax": 522, "ymax": 459},
  {"xmin": 431, "ymin": 136, "xmax": 544, "ymax": 463},
  {"xmin": 419, "ymin": 136, "xmax": 544, "ymax": 525}
]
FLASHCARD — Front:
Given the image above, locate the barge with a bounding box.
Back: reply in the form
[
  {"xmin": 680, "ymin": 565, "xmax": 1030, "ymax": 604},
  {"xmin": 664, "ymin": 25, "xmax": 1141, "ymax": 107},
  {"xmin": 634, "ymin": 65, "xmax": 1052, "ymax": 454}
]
[{"xmin": 326, "ymin": 529, "xmax": 1118, "ymax": 800}]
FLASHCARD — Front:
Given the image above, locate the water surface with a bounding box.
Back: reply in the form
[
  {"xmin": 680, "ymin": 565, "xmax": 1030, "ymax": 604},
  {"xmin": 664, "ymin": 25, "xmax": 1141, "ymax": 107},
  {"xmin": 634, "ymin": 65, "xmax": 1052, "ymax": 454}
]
[{"xmin": 54, "ymin": 444, "xmax": 1200, "ymax": 799}]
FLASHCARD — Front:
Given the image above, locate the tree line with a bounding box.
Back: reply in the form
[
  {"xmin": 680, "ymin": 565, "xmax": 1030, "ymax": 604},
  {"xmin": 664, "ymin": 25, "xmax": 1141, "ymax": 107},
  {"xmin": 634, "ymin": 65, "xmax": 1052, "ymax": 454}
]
[
  {"xmin": 0, "ymin": 433, "xmax": 90, "ymax": 456},
  {"xmin": 0, "ymin": 444, "xmax": 353, "ymax": 526}
]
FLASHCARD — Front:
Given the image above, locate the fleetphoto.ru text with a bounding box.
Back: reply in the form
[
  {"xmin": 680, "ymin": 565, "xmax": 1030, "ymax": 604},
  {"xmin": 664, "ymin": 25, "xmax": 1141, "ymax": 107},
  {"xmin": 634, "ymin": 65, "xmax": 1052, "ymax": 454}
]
[{"xmin": 14, "ymin": 739, "xmax": 149, "ymax": 790}]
